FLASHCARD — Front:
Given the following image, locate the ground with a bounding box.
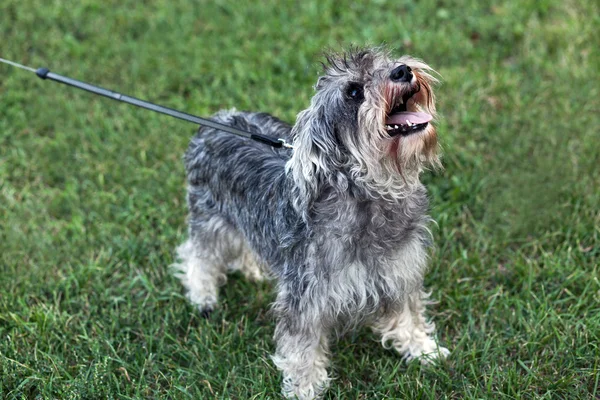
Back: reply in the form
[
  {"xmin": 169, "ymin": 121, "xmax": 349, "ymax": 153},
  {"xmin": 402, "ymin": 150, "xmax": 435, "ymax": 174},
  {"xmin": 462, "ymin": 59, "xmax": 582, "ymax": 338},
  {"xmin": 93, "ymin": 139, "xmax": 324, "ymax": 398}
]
[{"xmin": 1, "ymin": 0, "xmax": 599, "ymax": 398}]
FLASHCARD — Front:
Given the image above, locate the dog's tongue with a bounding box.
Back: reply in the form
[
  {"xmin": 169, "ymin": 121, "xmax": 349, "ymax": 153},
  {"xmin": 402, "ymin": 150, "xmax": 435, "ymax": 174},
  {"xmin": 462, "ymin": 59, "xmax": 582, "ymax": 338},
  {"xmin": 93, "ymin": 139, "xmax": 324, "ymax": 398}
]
[{"xmin": 386, "ymin": 111, "xmax": 432, "ymax": 126}]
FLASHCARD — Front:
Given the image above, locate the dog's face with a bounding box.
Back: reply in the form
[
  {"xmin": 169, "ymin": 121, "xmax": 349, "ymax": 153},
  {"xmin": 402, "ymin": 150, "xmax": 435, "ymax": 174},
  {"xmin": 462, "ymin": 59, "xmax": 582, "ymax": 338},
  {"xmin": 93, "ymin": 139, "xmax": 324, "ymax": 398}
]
[{"xmin": 290, "ymin": 48, "xmax": 440, "ymax": 202}]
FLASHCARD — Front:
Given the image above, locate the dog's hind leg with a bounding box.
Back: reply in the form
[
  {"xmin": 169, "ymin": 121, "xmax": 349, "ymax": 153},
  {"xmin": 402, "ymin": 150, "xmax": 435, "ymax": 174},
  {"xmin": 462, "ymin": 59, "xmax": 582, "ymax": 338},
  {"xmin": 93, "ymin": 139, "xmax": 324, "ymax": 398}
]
[
  {"xmin": 372, "ymin": 290, "xmax": 450, "ymax": 364},
  {"xmin": 173, "ymin": 211, "xmax": 246, "ymax": 316},
  {"xmin": 228, "ymin": 245, "xmax": 266, "ymax": 282}
]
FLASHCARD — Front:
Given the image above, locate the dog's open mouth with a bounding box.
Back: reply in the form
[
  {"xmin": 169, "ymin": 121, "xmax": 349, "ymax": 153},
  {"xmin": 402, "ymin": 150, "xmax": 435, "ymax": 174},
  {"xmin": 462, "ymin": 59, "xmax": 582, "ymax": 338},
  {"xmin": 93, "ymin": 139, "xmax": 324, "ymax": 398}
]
[{"xmin": 385, "ymin": 90, "xmax": 432, "ymax": 137}]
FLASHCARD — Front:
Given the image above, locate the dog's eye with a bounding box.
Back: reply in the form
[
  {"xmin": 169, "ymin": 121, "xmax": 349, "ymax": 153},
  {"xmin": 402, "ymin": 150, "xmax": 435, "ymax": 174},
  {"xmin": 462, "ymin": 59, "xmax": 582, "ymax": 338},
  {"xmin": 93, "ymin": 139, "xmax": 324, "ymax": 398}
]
[{"xmin": 346, "ymin": 83, "xmax": 364, "ymax": 101}]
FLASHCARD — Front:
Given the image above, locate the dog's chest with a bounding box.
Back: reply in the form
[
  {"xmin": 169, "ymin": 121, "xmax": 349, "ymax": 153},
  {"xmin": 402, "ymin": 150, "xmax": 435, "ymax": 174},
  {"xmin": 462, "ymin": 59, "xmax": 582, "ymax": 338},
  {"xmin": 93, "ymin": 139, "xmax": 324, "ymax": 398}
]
[
  {"xmin": 316, "ymin": 194, "xmax": 427, "ymax": 254},
  {"xmin": 318, "ymin": 229, "xmax": 427, "ymax": 319},
  {"xmin": 310, "ymin": 195, "xmax": 429, "ymax": 317}
]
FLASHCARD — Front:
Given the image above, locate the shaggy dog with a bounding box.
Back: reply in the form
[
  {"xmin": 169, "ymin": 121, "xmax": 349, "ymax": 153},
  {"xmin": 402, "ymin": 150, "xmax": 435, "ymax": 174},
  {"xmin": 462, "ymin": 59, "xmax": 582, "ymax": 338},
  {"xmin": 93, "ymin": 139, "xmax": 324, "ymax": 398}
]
[{"xmin": 174, "ymin": 47, "xmax": 449, "ymax": 399}]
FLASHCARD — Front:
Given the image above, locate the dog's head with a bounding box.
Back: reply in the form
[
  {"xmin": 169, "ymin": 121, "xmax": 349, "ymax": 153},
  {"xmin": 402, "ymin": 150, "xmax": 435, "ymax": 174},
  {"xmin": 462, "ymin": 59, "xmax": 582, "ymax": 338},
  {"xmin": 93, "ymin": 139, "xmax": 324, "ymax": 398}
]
[{"xmin": 289, "ymin": 47, "xmax": 440, "ymax": 206}]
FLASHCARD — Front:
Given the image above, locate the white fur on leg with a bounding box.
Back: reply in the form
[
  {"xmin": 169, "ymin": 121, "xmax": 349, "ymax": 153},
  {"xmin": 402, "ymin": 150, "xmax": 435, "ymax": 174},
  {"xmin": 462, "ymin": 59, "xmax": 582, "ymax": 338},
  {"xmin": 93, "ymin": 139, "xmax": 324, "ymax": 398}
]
[
  {"xmin": 373, "ymin": 291, "xmax": 449, "ymax": 364},
  {"xmin": 172, "ymin": 239, "xmax": 226, "ymax": 312},
  {"xmin": 229, "ymin": 247, "xmax": 267, "ymax": 282},
  {"xmin": 272, "ymin": 325, "xmax": 330, "ymax": 400}
]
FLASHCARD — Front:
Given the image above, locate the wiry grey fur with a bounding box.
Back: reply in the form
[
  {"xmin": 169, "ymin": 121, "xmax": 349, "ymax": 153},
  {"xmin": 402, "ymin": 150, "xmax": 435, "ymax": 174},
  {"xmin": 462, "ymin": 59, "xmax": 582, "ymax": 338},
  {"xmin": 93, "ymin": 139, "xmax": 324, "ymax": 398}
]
[{"xmin": 173, "ymin": 47, "xmax": 449, "ymax": 400}]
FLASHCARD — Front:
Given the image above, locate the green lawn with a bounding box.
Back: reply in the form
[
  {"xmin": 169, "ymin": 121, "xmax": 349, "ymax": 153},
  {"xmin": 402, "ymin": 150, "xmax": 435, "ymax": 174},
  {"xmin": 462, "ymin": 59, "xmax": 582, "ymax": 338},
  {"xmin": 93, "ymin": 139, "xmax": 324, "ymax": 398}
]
[{"xmin": 1, "ymin": 0, "xmax": 599, "ymax": 398}]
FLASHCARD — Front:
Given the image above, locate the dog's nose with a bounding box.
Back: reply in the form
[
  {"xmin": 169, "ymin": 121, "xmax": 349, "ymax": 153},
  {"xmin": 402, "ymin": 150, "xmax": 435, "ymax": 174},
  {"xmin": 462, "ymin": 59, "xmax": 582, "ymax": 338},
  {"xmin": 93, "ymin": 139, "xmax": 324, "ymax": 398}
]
[{"xmin": 390, "ymin": 64, "xmax": 413, "ymax": 83}]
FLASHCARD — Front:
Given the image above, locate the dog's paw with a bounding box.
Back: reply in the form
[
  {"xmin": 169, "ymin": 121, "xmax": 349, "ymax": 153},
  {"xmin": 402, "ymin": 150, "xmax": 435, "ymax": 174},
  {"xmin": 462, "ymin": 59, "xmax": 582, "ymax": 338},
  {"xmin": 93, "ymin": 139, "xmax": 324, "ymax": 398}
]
[
  {"xmin": 402, "ymin": 339, "xmax": 450, "ymax": 364},
  {"xmin": 281, "ymin": 379, "xmax": 327, "ymax": 400},
  {"xmin": 416, "ymin": 345, "xmax": 450, "ymax": 365},
  {"xmin": 186, "ymin": 292, "xmax": 218, "ymax": 317},
  {"xmin": 199, "ymin": 306, "xmax": 214, "ymax": 319}
]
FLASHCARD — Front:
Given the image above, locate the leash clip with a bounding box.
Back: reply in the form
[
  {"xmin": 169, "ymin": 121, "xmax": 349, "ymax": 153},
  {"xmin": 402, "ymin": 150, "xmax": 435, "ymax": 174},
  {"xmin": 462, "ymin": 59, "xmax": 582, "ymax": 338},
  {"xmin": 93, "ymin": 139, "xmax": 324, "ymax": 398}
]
[{"xmin": 278, "ymin": 139, "xmax": 295, "ymax": 149}]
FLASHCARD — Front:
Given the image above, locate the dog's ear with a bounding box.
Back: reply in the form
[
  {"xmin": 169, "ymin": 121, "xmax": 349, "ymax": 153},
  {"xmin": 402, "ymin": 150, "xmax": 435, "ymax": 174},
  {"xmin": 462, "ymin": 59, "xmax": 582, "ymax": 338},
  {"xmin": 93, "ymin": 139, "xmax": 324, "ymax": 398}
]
[
  {"xmin": 293, "ymin": 105, "xmax": 336, "ymax": 164},
  {"xmin": 289, "ymin": 104, "xmax": 343, "ymax": 215},
  {"xmin": 314, "ymin": 76, "xmax": 330, "ymax": 91}
]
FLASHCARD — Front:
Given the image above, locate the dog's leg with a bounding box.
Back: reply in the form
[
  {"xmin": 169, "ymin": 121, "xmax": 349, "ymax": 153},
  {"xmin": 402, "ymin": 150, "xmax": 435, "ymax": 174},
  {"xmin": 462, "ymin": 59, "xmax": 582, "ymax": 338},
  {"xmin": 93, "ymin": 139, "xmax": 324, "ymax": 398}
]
[
  {"xmin": 229, "ymin": 246, "xmax": 266, "ymax": 282},
  {"xmin": 272, "ymin": 303, "xmax": 330, "ymax": 399},
  {"xmin": 173, "ymin": 236, "xmax": 226, "ymax": 316},
  {"xmin": 372, "ymin": 290, "xmax": 449, "ymax": 364},
  {"xmin": 174, "ymin": 211, "xmax": 250, "ymax": 316}
]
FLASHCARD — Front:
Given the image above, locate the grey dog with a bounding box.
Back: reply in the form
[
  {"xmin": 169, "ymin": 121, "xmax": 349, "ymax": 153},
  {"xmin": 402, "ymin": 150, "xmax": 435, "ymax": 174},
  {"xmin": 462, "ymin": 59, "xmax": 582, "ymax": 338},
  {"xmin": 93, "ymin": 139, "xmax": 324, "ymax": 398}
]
[{"xmin": 174, "ymin": 47, "xmax": 449, "ymax": 399}]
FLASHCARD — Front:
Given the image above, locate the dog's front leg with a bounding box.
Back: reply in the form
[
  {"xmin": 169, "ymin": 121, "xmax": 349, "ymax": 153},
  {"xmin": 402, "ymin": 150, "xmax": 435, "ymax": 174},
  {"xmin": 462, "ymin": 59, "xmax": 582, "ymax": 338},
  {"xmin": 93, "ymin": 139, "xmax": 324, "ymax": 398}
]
[
  {"xmin": 271, "ymin": 310, "xmax": 330, "ymax": 400},
  {"xmin": 372, "ymin": 290, "xmax": 449, "ymax": 364}
]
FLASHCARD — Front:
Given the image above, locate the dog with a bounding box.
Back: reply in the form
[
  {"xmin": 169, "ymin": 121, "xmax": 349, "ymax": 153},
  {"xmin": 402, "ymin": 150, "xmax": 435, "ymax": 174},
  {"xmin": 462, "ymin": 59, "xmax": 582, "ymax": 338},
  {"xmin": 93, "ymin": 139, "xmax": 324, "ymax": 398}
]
[{"xmin": 174, "ymin": 47, "xmax": 449, "ymax": 399}]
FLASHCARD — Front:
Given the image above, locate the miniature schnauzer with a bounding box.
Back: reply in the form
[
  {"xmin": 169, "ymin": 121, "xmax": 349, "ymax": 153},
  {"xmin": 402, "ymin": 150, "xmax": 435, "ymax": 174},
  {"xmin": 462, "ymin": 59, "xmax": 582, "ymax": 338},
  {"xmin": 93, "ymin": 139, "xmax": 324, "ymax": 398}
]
[{"xmin": 174, "ymin": 47, "xmax": 449, "ymax": 399}]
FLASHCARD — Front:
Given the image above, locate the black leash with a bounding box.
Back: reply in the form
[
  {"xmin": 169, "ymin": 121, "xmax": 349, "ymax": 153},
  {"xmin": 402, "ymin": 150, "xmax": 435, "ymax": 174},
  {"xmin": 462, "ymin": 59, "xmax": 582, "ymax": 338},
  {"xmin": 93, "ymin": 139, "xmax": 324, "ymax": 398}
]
[{"xmin": 0, "ymin": 57, "xmax": 294, "ymax": 149}]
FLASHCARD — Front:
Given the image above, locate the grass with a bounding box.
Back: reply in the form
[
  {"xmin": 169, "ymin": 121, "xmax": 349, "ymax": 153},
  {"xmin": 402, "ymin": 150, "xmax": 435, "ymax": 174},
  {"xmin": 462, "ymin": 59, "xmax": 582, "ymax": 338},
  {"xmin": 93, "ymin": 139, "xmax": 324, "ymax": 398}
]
[{"xmin": 1, "ymin": 0, "xmax": 599, "ymax": 398}]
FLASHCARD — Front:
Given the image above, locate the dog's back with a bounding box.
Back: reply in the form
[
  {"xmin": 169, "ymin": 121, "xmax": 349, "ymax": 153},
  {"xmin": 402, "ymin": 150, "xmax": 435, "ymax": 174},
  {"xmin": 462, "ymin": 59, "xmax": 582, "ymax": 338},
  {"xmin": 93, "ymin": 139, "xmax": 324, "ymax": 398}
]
[
  {"xmin": 177, "ymin": 110, "xmax": 300, "ymax": 295},
  {"xmin": 185, "ymin": 110, "xmax": 292, "ymax": 184},
  {"xmin": 184, "ymin": 110, "xmax": 294, "ymax": 223}
]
